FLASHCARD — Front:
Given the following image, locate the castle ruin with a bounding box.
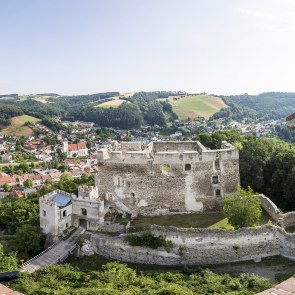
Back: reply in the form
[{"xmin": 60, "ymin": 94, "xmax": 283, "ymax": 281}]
[{"xmin": 40, "ymin": 140, "xmax": 240, "ymax": 236}]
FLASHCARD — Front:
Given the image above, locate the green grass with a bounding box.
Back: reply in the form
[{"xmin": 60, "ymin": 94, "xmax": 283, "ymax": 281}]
[
  {"xmin": 161, "ymin": 95, "xmax": 227, "ymax": 120},
  {"xmin": 16, "ymin": 115, "xmax": 40, "ymax": 124},
  {"xmin": 0, "ymin": 115, "xmax": 40, "ymax": 137},
  {"xmin": 130, "ymin": 212, "xmax": 225, "ymax": 232},
  {"xmin": 208, "ymin": 218, "xmax": 234, "ymax": 230},
  {"xmin": 131, "ymin": 209, "xmax": 272, "ymax": 232}
]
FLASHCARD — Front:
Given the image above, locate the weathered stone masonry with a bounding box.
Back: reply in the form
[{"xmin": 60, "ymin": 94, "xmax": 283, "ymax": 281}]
[
  {"xmin": 96, "ymin": 140, "xmax": 240, "ymax": 214},
  {"xmin": 88, "ymin": 225, "xmax": 295, "ymax": 266}
]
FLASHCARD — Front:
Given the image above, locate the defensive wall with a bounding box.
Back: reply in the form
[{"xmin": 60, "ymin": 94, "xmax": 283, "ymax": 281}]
[
  {"xmin": 82, "ymin": 194, "xmax": 295, "ymax": 266},
  {"xmin": 96, "ymin": 141, "xmax": 240, "ymax": 214},
  {"xmin": 87, "ymin": 224, "xmax": 295, "ymax": 266},
  {"xmin": 258, "ymin": 194, "xmax": 295, "ymax": 229}
]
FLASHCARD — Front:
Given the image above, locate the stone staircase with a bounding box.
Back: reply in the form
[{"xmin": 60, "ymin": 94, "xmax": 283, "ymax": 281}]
[{"xmin": 21, "ymin": 227, "xmax": 85, "ymax": 273}]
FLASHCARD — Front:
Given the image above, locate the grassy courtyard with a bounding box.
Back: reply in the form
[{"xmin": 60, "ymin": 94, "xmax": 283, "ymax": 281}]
[{"xmin": 130, "ymin": 210, "xmax": 272, "ymax": 232}]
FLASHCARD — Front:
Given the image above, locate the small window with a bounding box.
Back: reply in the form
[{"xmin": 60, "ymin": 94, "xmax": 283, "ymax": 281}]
[
  {"xmin": 124, "ymin": 180, "xmax": 131, "ymax": 187},
  {"xmin": 43, "ymin": 210, "xmax": 46, "ymax": 217},
  {"xmin": 185, "ymin": 164, "xmax": 191, "ymax": 171},
  {"xmin": 212, "ymin": 175, "xmax": 219, "ymax": 184},
  {"xmin": 215, "ymin": 189, "xmax": 221, "ymax": 197},
  {"xmin": 63, "ymin": 210, "xmax": 67, "ymax": 217},
  {"xmin": 66, "ymin": 223, "xmax": 69, "ymax": 228},
  {"xmin": 131, "ymin": 192, "xmax": 135, "ymax": 197},
  {"xmin": 81, "ymin": 208, "xmax": 87, "ymax": 216},
  {"xmin": 215, "ymin": 158, "xmax": 220, "ymax": 171},
  {"xmin": 115, "ymin": 176, "xmax": 122, "ymax": 186}
]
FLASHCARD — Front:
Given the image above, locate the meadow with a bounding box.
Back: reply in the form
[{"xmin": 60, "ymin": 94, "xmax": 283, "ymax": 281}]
[
  {"xmin": 1, "ymin": 115, "xmax": 40, "ymax": 136},
  {"xmin": 164, "ymin": 95, "xmax": 227, "ymax": 120}
]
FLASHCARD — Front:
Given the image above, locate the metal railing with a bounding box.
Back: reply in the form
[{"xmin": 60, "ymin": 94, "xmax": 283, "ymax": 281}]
[{"xmin": 21, "ymin": 238, "xmax": 61, "ymax": 267}]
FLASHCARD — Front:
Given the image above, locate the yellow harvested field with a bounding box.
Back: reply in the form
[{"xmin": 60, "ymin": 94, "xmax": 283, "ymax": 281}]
[{"xmin": 97, "ymin": 98, "xmax": 127, "ymax": 108}]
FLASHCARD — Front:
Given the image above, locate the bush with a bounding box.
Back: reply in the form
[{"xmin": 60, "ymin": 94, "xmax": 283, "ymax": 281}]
[{"xmin": 125, "ymin": 232, "xmax": 173, "ymax": 252}]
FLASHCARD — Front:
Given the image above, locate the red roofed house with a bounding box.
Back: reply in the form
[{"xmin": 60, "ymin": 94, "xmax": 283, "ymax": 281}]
[
  {"xmin": 286, "ymin": 112, "xmax": 295, "ymax": 129},
  {"xmin": 63, "ymin": 139, "xmax": 88, "ymax": 158},
  {"xmin": 0, "ymin": 173, "xmax": 17, "ymax": 185}
]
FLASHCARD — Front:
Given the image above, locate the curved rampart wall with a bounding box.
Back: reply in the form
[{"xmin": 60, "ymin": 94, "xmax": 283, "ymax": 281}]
[
  {"xmin": 258, "ymin": 194, "xmax": 295, "ymax": 228},
  {"xmin": 89, "ymin": 225, "xmax": 295, "ymax": 266}
]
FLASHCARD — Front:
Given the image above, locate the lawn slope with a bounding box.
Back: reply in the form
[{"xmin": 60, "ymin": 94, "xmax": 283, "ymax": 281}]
[
  {"xmin": 0, "ymin": 115, "xmax": 40, "ymax": 136},
  {"xmin": 165, "ymin": 95, "xmax": 227, "ymax": 120}
]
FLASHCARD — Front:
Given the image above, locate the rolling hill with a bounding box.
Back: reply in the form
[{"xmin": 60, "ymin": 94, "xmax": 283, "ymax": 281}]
[
  {"xmin": 161, "ymin": 95, "xmax": 228, "ymax": 120},
  {"xmin": 0, "ymin": 115, "xmax": 40, "ymax": 136}
]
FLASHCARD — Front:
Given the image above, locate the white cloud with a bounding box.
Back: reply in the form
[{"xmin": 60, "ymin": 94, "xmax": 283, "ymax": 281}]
[{"xmin": 239, "ymin": 8, "xmax": 295, "ymax": 32}]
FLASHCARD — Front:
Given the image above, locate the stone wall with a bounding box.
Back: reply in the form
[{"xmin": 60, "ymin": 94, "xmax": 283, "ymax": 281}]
[
  {"xmin": 96, "ymin": 140, "xmax": 240, "ymax": 215},
  {"xmin": 87, "ymin": 225, "xmax": 295, "ymax": 266},
  {"xmin": 258, "ymin": 194, "xmax": 295, "ymax": 229}
]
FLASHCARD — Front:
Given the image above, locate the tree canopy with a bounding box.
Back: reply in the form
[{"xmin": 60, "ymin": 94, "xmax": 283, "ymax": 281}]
[
  {"xmin": 222, "ymin": 187, "xmax": 262, "ymax": 229},
  {"xmin": 10, "ymin": 262, "xmax": 272, "ymax": 295}
]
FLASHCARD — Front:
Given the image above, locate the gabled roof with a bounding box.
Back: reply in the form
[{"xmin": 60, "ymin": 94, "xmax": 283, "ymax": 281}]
[
  {"xmin": 68, "ymin": 142, "xmax": 87, "ymax": 151},
  {"xmin": 286, "ymin": 112, "xmax": 295, "ymax": 121}
]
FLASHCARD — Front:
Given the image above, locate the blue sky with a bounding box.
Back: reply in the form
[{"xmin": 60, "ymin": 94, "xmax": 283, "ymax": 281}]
[{"xmin": 1, "ymin": 0, "xmax": 295, "ymax": 95}]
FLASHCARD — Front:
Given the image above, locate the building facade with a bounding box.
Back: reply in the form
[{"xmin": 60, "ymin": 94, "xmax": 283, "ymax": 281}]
[
  {"xmin": 96, "ymin": 140, "xmax": 240, "ymax": 215},
  {"xmin": 63, "ymin": 140, "xmax": 89, "ymax": 158},
  {"xmin": 40, "ymin": 140, "xmax": 240, "ymax": 236},
  {"xmin": 39, "ymin": 187, "xmax": 104, "ymax": 236}
]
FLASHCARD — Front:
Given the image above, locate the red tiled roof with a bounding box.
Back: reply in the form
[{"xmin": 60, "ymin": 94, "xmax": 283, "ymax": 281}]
[
  {"xmin": 0, "ymin": 283, "xmax": 24, "ymax": 295},
  {"xmin": 0, "ymin": 173, "xmax": 17, "ymax": 184},
  {"xmin": 68, "ymin": 142, "xmax": 87, "ymax": 151},
  {"xmin": 25, "ymin": 141, "xmax": 42, "ymax": 145},
  {"xmin": 256, "ymin": 277, "xmax": 295, "ymax": 294},
  {"xmin": 286, "ymin": 112, "xmax": 295, "ymax": 121}
]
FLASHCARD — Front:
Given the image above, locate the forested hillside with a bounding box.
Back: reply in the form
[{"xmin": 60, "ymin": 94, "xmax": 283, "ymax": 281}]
[
  {"xmin": 0, "ymin": 104, "xmax": 24, "ymax": 126},
  {"xmin": 0, "ymin": 91, "xmax": 180, "ymax": 129},
  {"xmin": 211, "ymin": 92, "xmax": 295, "ymax": 122}
]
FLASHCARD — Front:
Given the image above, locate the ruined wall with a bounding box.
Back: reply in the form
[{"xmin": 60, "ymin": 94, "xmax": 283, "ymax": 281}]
[
  {"xmin": 96, "ymin": 141, "xmax": 239, "ymax": 214},
  {"xmin": 88, "ymin": 225, "xmax": 295, "ymax": 266},
  {"xmin": 258, "ymin": 194, "xmax": 295, "ymax": 229}
]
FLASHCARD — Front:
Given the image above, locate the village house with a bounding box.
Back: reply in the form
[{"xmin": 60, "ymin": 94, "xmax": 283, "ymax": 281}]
[
  {"xmin": 0, "ymin": 173, "xmax": 17, "ymax": 185},
  {"xmin": 287, "ymin": 112, "xmax": 295, "ymax": 129}
]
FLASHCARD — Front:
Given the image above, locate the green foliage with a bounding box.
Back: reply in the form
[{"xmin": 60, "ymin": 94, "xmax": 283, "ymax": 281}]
[
  {"xmin": 222, "ymin": 187, "xmax": 262, "ymax": 229},
  {"xmin": 125, "ymin": 232, "xmax": 173, "ymax": 252},
  {"xmin": 57, "ymin": 173, "xmax": 94, "ymax": 194},
  {"xmin": 211, "ymin": 92, "xmax": 295, "ymax": 122},
  {"xmin": 0, "ymin": 243, "xmax": 18, "ymax": 272},
  {"xmin": 0, "ymin": 196, "xmax": 39, "ymax": 233},
  {"xmin": 0, "ymin": 104, "xmax": 24, "ymax": 126},
  {"xmin": 3, "ymin": 183, "xmax": 11, "ymax": 192},
  {"xmin": 10, "ymin": 262, "xmax": 272, "ymax": 295},
  {"xmin": 144, "ymin": 101, "xmax": 166, "ymax": 126},
  {"xmin": 9, "ymin": 224, "xmax": 43, "ymax": 258},
  {"xmin": 178, "ymin": 245, "xmax": 187, "ymax": 256},
  {"xmin": 23, "ymin": 178, "xmax": 34, "ymax": 188},
  {"xmin": 68, "ymin": 102, "xmax": 144, "ymax": 129}
]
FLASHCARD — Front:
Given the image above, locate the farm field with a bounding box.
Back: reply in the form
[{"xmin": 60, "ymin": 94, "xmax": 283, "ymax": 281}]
[
  {"xmin": 95, "ymin": 92, "xmax": 133, "ymax": 108},
  {"xmin": 161, "ymin": 95, "xmax": 227, "ymax": 120},
  {"xmin": 97, "ymin": 98, "xmax": 127, "ymax": 108},
  {"xmin": 0, "ymin": 115, "xmax": 40, "ymax": 136}
]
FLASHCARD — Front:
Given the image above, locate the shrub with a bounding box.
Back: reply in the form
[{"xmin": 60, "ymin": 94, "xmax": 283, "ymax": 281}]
[{"xmin": 125, "ymin": 232, "xmax": 173, "ymax": 252}]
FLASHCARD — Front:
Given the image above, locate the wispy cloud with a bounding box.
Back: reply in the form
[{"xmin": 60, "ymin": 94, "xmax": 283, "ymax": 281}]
[{"xmin": 239, "ymin": 9, "xmax": 295, "ymax": 32}]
